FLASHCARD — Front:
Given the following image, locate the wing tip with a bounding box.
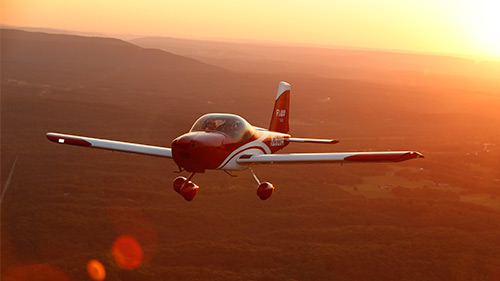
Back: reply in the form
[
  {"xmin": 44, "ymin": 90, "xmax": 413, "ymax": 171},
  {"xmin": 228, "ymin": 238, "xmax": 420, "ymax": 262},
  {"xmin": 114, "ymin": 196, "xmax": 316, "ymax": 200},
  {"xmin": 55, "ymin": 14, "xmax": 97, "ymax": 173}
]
[
  {"xmin": 46, "ymin": 132, "xmax": 92, "ymax": 146},
  {"xmin": 401, "ymin": 151, "xmax": 425, "ymax": 161},
  {"xmin": 415, "ymin": 151, "xmax": 425, "ymax": 158},
  {"xmin": 46, "ymin": 132, "xmax": 60, "ymax": 143},
  {"xmin": 344, "ymin": 151, "xmax": 424, "ymax": 162}
]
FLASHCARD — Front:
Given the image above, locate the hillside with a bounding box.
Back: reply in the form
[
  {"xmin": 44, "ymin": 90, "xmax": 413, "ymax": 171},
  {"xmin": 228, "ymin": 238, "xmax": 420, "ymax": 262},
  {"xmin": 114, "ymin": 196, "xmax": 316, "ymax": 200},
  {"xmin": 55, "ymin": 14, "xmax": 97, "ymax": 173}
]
[
  {"xmin": 1, "ymin": 29, "xmax": 226, "ymax": 88},
  {"xmin": 130, "ymin": 36, "xmax": 500, "ymax": 90}
]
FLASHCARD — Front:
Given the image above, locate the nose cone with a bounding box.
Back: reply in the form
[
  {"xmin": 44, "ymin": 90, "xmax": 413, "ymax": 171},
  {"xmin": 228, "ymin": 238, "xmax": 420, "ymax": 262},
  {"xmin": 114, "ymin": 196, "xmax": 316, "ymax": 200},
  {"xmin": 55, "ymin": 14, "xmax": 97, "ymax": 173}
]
[{"xmin": 171, "ymin": 132, "xmax": 232, "ymax": 172}]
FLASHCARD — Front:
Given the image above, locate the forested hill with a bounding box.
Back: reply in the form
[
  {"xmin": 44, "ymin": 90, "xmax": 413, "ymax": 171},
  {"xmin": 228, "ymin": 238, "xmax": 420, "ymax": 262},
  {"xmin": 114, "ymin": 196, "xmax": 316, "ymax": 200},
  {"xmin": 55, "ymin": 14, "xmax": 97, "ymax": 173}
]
[{"xmin": 1, "ymin": 29, "xmax": 227, "ymax": 88}]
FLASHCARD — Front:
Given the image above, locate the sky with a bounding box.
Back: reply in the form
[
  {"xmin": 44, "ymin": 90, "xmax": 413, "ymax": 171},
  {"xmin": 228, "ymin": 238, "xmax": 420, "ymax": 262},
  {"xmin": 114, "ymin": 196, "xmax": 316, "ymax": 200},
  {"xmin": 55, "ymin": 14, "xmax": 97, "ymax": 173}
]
[{"xmin": 2, "ymin": 0, "xmax": 500, "ymax": 59}]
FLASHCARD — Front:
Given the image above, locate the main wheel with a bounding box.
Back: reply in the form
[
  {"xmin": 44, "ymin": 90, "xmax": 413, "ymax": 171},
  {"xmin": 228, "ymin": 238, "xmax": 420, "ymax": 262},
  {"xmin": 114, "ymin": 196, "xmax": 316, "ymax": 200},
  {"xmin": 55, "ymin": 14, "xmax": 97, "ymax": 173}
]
[
  {"xmin": 180, "ymin": 181, "xmax": 199, "ymax": 201},
  {"xmin": 257, "ymin": 182, "xmax": 274, "ymax": 200}
]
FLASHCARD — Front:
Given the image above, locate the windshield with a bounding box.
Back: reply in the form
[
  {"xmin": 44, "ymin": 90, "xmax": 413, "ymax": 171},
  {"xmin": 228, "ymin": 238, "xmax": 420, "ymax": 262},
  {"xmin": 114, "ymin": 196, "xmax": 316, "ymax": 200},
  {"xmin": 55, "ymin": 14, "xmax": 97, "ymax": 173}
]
[{"xmin": 190, "ymin": 113, "xmax": 254, "ymax": 143}]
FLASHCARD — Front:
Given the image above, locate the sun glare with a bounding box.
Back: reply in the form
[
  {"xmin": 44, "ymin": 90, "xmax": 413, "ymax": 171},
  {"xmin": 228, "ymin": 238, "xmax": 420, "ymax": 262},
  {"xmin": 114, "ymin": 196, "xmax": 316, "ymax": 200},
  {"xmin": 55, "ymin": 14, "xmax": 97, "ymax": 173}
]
[
  {"xmin": 455, "ymin": 0, "xmax": 500, "ymax": 58},
  {"xmin": 2, "ymin": 0, "xmax": 500, "ymax": 59}
]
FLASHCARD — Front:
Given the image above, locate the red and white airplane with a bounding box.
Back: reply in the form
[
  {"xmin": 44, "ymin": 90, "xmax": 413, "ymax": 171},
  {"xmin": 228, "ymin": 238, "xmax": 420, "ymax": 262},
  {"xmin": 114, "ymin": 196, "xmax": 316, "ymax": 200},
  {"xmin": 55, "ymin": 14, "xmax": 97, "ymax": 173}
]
[{"xmin": 47, "ymin": 82, "xmax": 423, "ymax": 201}]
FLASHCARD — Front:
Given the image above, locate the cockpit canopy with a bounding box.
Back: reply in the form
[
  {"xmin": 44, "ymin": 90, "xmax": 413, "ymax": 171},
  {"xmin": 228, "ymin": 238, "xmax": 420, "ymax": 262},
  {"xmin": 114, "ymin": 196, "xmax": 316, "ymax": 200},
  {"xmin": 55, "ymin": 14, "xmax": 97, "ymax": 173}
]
[{"xmin": 190, "ymin": 113, "xmax": 255, "ymax": 143}]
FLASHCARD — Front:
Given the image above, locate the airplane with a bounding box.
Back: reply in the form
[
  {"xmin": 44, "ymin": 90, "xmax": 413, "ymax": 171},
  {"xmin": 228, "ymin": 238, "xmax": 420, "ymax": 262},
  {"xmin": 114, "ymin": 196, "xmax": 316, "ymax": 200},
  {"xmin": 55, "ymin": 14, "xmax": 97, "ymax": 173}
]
[{"xmin": 46, "ymin": 81, "xmax": 424, "ymax": 201}]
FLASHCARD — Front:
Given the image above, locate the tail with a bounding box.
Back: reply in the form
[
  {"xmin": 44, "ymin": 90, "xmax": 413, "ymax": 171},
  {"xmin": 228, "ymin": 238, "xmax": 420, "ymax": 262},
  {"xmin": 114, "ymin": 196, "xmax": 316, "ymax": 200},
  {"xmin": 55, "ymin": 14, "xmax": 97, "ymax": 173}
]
[{"xmin": 269, "ymin": 81, "xmax": 291, "ymax": 133}]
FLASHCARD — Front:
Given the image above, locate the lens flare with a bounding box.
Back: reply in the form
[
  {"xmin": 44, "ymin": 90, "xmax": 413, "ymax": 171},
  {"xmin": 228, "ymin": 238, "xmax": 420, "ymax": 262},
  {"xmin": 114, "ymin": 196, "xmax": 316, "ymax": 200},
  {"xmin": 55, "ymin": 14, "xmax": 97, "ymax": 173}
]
[
  {"xmin": 87, "ymin": 259, "xmax": 106, "ymax": 281},
  {"xmin": 4, "ymin": 264, "xmax": 70, "ymax": 281},
  {"xmin": 111, "ymin": 235, "xmax": 143, "ymax": 270},
  {"xmin": 107, "ymin": 207, "xmax": 158, "ymax": 265}
]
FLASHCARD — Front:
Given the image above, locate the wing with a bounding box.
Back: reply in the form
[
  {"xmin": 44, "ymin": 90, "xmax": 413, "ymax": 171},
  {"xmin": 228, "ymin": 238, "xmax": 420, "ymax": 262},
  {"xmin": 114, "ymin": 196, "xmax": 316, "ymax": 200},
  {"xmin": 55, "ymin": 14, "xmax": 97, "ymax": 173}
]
[
  {"xmin": 46, "ymin": 132, "xmax": 172, "ymax": 158},
  {"xmin": 237, "ymin": 151, "xmax": 423, "ymax": 164}
]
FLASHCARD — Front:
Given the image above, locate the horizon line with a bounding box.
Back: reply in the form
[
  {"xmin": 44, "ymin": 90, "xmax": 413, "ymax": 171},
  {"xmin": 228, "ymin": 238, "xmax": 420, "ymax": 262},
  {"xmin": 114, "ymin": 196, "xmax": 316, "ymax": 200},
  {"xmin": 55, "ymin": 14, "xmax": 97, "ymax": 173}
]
[{"xmin": 2, "ymin": 23, "xmax": 500, "ymax": 63}]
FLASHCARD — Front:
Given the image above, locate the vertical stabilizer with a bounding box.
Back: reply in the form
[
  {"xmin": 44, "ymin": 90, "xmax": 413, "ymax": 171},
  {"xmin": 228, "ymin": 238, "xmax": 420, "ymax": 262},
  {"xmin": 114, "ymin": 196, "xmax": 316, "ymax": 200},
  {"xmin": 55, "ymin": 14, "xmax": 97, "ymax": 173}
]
[{"xmin": 269, "ymin": 81, "xmax": 290, "ymax": 133}]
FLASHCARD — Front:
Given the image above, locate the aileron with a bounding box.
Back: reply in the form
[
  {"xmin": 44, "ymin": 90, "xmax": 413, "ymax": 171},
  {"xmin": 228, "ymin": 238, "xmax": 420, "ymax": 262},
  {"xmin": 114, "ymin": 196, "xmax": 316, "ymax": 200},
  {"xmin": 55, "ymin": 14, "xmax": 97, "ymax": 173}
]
[{"xmin": 237, "ymin": 151, "xmax": 423, "ymax": 165}]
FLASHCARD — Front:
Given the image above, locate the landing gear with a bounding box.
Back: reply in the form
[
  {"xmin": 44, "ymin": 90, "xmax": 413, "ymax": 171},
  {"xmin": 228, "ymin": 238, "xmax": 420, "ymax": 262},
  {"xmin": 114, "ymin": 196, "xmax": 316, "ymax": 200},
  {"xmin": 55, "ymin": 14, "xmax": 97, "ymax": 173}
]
[
  {"xmin": 172, "ymin": 173, "xmax": 199, "ymax": 201},
  {"xmin": 257, "ymin": 182, "xmax": 274, "ymax": 200},
  {"xmin": 172, "ymin": 169, "xmax": 274, "ymax": 201},
  {"xmin": 173, "ymin": 176, "xmax": 187, "ymax": 194},
  {"xmin": 249, "ymin": 168, "xmax": 275, "ymax": 200}
]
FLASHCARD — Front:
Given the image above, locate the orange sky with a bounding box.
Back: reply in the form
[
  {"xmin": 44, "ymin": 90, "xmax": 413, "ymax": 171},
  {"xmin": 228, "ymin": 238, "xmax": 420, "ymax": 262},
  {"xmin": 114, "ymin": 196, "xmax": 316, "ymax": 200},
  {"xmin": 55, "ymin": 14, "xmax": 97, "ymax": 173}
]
[{"xmin": 2, "ymin": 0, "xmax": 500, "ymax": 59}]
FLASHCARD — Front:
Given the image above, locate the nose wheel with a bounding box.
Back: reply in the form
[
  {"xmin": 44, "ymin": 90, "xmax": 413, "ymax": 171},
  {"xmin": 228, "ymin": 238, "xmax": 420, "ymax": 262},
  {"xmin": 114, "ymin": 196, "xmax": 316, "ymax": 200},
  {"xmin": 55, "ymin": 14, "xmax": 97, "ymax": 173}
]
[
  {"xmin": 173, "ymin": 173, "xmax": 199, "ymax": 201},
  {"xmin": 249, "ymin": 168, "xmax": 274, "ymax": 200}
]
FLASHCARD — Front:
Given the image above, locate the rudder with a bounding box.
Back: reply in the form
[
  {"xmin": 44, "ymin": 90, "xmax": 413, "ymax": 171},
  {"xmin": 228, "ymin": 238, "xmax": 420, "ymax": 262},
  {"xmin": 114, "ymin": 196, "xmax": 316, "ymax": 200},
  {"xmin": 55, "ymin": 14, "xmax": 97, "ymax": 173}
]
[{"xmin": 269, "ymin": 81, "xmax": 290, "ymax": 133}]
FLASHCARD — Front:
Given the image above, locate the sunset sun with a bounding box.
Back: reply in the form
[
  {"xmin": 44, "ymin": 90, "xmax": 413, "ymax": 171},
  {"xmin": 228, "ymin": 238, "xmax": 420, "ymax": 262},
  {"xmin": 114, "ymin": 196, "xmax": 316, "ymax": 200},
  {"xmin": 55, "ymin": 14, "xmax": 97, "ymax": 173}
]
[{"xmin": 456, "ymin": 0, "xmax": 500, "ymax": 58}]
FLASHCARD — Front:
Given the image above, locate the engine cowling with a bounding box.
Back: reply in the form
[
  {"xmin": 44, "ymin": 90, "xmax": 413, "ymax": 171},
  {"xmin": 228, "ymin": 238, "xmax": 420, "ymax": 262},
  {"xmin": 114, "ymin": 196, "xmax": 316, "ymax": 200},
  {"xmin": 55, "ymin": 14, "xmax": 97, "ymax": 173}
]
[
  {"xmin": 257, "ymin": 182, "xmax": 274, "ymax": 200},
  {"xmin": 173, "ymin": 176, "xmax": 187, "ymax": 194},
  {"xmin": 180, "ymin": 181, "xmax": 199, "ymax": 201}
]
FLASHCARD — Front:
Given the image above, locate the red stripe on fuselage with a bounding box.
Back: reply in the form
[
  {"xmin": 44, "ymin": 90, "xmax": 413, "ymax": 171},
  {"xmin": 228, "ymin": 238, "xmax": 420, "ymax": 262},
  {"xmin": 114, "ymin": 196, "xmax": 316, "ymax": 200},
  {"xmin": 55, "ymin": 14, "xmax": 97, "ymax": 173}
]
[{"xmin": 218, "ymin": 145, "xmax": 268, "ymax": 169}]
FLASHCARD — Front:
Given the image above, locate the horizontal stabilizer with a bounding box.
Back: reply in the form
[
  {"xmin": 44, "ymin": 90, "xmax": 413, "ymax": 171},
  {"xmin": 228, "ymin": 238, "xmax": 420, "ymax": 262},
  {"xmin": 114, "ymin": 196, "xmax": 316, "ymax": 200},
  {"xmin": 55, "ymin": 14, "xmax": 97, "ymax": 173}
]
[
  {"xmin": 46, "ymin": 132, "xmax": 172, "ymax": 158},
  {"xmin": 237, "ymin": 151, "xmax": 423, "ymax": 165},
  {"xmin": 288, "ymin": 137, "xmax": 339, "ymax": 144}
]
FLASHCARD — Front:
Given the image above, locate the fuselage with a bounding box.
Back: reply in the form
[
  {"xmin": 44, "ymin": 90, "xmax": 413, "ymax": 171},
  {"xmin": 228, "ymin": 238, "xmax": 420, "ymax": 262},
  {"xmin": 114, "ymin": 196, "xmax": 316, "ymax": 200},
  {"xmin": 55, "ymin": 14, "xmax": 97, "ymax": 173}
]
[{"xmin": 171, "ymin": 113, "xmax": 289, "ymax": 172}]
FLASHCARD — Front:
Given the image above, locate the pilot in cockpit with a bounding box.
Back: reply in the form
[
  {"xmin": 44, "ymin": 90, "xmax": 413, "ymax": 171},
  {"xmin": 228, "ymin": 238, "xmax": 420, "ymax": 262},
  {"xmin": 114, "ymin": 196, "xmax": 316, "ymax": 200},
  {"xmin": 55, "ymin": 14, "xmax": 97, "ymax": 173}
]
[
  {"xmin": 204, "ymin": 120, "xmax": 217, "ymax": 131},
  {"xmin": 193, "ymin": 114, "xmax": 252, "ymax": 142}
]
